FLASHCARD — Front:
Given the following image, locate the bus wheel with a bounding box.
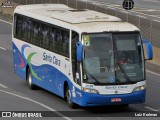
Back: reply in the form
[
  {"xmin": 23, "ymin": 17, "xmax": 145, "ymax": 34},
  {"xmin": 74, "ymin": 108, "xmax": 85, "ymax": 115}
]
[
  {"xmin": 66, "ymin": 86, "xmax": 76, "ymax": 109},
  {"xmin": 27, "ymin": 68, "xmax": 36, "ymax": 90},
  {"xmin": 122, "ymin": 104, "xmax": 129, "ymax": 108}
]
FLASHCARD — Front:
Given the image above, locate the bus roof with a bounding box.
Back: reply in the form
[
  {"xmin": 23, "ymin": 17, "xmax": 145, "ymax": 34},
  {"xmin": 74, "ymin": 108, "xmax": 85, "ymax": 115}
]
[{"xmin": 14, "ymin": 4, "xmax": 139, "ymax": 32}]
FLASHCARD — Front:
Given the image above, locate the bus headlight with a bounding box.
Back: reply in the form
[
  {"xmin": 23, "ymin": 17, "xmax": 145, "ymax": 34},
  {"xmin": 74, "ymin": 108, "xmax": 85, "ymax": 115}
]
[
  {"xmin": 132, "ymin": 85, "xmax": 146, "ymax": 92},
  {"xmin": 82, "ymin": 87, "xmax": 99, "ymax": 94}
]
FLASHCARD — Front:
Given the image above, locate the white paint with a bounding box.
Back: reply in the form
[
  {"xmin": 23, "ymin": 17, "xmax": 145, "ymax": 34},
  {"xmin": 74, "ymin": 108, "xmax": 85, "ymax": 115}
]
[
  {"xmin": 2, "ymin": 6, "xmax": 13, "ymax": 8},
  {"xmin": 146, "ymin": 69, "xmax": 160, "ymax": 77},
  {"xmin": 145, "ymin": 106, "xmax": 159, "ymax": 112},
  {"xmin": 142, "ymin": 0, "xmax": 160, "ymax": 4},
  {"xmin": 153, "ymin": 19, "xmax": 160, "ymax": 23},
  {"xmin": 137, "ymin": 15, "xmax": 147, "ymax": 19},
  {"xmin": 0, "ymin": 83, "xmax": 8, "ymax": 88},
  {"xmin": 132, "ymin": 11, "xmax": 160, "ymax": 19},
  {"xmin": 0, "ymin": 89, "xmax": 72, "ymax": 120},
  {"xmin": 134, "ymin": 9, "xmax": 160, "ymax": 12},
  {"xmin": 0, "ymin": 19, "xmax": 12, "ymax": 25},
  {"xmin": 0, "ymin": 47, "xmax": 7, "ymax": 50}
]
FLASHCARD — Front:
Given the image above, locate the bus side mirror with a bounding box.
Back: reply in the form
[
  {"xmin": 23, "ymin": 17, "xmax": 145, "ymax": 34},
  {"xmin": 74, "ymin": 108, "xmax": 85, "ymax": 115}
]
[
  {"xmin": 76, "ymin": 41, "xmax": 83, "ymax": 62},
  {"xmin": 143, "ymin": 40, "xmax": 153, "ymax": 60}
]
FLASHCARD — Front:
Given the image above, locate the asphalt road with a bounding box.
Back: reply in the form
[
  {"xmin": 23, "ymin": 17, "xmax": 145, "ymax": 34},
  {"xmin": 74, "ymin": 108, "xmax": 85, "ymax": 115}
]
[
  {"xmin": 0, "ymin": 19, "xmax": 160, "ymax": 119},
  {"xmin": 87, "ymin": 0, "xmax": 160, "ymax": 20}
]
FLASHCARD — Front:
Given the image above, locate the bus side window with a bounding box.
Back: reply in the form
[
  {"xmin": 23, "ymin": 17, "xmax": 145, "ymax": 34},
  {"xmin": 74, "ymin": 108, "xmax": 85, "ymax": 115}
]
[
  {"xmin": 49, "ymin": 27, "xmax": 56, "ymax": 51},
  {"xmin": 45, "ymin": 27, "xmax": 50, "ymax": 49},
  {"xmin": 31, "ymin": 21, "xmax": 40, "ymax": 45},
  {"xmin": 27, "ymin": 18, "xmax": 32, "ymax": 42},
  {"xmin": 40, "ymin": 24, "xmax": 48, "ymax": 48},
  {"xmin": 21, "ymin": 17, "xmax": 28, "ymax": 40},
  {"xmin": 16, "ymin": 15, "xmax": 23, "ymax": 38},
  {"xmin": 62, "ymin": 30, "xmax": 69, "ymax": 57},
  {"xmin": 55, "ymin": 29, "xmax": 63, "ymax": 54},
  {"xmin": 13, "ymin": 14, "xmax": 17, "ymax": 37},
  {"xmin": 41, "ymin": 25, "xmax": 50, "ymax": 49}
]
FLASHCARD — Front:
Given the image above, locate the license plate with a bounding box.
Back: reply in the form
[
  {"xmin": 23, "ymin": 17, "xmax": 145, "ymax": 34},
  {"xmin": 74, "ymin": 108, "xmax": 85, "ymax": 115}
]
[{"xmin": 111, "ymin": 98, "xmax": 122, "ymax": 102}]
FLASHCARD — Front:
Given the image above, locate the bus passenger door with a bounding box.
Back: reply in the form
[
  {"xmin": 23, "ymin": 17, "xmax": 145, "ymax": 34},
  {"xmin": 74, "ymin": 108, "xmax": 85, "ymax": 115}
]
[
  {"xmin": 70, "ymin": 31, "xmax": 82, "ymax": 104},
  {"xmin": 71, "ymin": 31, "xmax": 81, "ymax": 85}
]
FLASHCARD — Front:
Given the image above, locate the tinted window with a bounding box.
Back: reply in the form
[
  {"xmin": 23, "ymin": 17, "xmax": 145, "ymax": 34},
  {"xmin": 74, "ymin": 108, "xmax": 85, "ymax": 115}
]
[
  {"xmin": 49, "ymin": 28, "xmax": 56, "ymax": 51},
  {"xmin": 62, "ymin": 30, "xmax": 69, "ymax": 57},
  {"xmin": 16, "ymin": 15, "xmax": 22, "ymax": 37},
  {"xmin": 40, "ymin": 24, "xmax": 50, "ymax": 48},
  {"xmin": 14, "ymin": 14, "xmax": 70, "ymax": 57},
  {"xmin": 21, "ymin": 17, "xmax": 28, "ymax": 39},
  {"xmin": 26, "ymin": 18, "xmax": 32, "ymax": 41},
  {"xmin": 55, "ymin": 29, "xmax": 63, "ymax": 53},
  {"xmin": 31, "ymin": 21, "xmax": 40, "ymax": 45},
  {"xmin": 71, "ymin": 31, "xmax": 80, "ymax": 84},
  {"xmin": 51, "ymin": 28, "xmax": 69, "ymax": 57}
]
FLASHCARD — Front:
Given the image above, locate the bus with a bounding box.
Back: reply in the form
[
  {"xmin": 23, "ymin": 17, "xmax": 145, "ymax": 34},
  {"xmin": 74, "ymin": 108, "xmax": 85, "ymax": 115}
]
[{"xmin": 12, "ymin": 4, "xmax": 153, "ymax": 108}]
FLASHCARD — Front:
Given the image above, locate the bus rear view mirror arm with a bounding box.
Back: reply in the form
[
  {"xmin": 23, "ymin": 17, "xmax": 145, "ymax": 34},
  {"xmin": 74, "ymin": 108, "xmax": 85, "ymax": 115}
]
[
  {"xmin": 143, "ymin": 39, "xmax": 153, "ymax": 61},
  {"xmin": 76, "ymin": 41, "xmax": 83, "ymax": 62}
]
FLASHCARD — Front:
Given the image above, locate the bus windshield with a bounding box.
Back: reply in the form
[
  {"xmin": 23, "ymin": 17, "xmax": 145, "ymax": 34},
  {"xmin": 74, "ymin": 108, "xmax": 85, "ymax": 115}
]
[{"xmin": 82, "ymin": 32, "xmax": 144, "ymax": 85}]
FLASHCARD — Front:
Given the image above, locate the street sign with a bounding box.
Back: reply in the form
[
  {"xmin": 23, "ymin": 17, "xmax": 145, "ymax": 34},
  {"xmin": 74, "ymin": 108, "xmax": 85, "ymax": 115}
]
[{"xmin": 123, "ymin": 0, "xmax": 134, "ymax": 10}]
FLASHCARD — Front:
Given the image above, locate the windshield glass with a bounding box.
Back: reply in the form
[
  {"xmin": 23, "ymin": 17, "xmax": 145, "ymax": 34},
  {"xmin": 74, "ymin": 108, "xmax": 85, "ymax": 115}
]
[{"xmin": 82, "ymin": 32, "xmax": 144, "ymax": 85}]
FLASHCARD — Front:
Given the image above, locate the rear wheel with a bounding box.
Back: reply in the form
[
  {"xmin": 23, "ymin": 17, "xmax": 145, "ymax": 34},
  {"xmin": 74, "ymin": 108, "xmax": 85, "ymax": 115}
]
[
  {"xmin": 27, "ymin": 68, "xmax": 36, "ymax": 90},
  {"xmin": 65, "ymin": 86, "xmax": 76, "ymax": 109}
]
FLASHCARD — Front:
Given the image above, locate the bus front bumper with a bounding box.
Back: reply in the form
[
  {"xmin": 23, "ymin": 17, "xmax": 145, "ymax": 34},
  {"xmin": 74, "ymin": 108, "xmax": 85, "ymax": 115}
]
[{"xmin": 78, "ymin": 90, "xmax": 145, "ymax": 106}]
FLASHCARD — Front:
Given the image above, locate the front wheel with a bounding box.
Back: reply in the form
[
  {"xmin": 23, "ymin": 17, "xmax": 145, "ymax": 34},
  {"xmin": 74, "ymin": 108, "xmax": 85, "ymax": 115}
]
[
  {"xmin": 27, "ymin": 69, "xmax": 36, "ymax": 90},
  {"xmin": 65, "ymin": 86, "xmax": 76, "ymax": 109},
  {"xmin": 121, "ymin": 104, "xmax": 129, "ymax": 108}
]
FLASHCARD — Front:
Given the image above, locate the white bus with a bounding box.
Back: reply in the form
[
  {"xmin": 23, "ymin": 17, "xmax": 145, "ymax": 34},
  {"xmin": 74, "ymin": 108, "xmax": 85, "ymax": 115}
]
[{"xmin": 12, "ymin": 4, "xmax": 153, "ymax": 108}]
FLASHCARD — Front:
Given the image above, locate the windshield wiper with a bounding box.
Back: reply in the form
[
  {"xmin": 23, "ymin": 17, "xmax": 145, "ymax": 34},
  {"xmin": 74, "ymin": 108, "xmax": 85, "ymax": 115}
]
[
  {"xmin": 82, "ymin": 67, "xmax": 101, "ymax": 84},
  {"xmin": 117, "ymin": 64, "xmax": 132, "ymax": 83}
]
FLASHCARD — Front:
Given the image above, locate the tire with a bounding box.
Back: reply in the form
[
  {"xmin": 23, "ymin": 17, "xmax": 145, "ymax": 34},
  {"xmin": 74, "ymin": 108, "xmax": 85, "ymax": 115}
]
[
  {"xmin": 27, "ymin": 68, "xmax": 36, "ymax": 90},
  {"xmin": 65, "ymin": 86, "xmax": 76, "ymax": 109},
  {"xmin": 122, "ymin": 104, "xmax": 129, "ymax": 108}
]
